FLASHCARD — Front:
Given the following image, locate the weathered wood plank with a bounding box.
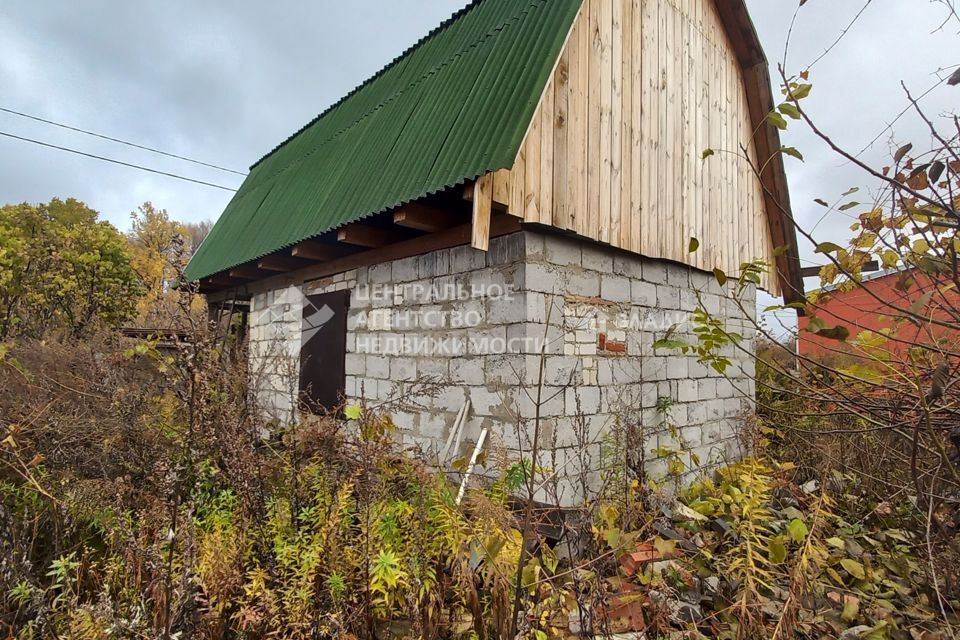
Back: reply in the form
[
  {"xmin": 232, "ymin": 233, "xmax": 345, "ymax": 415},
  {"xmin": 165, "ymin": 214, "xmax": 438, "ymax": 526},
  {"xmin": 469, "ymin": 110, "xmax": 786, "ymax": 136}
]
[{"xmin": 471, "ymin": 172, "xmax": 494, "ymax": 251}]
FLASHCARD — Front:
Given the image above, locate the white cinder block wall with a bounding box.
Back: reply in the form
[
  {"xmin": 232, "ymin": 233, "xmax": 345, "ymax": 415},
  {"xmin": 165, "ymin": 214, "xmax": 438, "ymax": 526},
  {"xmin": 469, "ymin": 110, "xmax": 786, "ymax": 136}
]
[{"xmin": 248, "ymin": 231, "xmax": 757, "ymax": 503}]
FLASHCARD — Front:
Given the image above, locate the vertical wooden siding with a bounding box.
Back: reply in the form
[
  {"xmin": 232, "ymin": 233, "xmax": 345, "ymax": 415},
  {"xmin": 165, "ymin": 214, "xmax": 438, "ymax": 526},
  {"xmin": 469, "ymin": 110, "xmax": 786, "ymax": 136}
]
[{"xmin": 494, "ymin": 0, "xmax": 778, "ymax": 294}]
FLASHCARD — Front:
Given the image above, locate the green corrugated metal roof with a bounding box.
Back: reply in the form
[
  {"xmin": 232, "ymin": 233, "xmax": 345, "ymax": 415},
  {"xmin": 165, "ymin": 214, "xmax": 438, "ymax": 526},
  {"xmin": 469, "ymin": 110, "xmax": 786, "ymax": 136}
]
[{"xmin": 186, "ymin": 0, "xmax": 582, "ymax": 281}]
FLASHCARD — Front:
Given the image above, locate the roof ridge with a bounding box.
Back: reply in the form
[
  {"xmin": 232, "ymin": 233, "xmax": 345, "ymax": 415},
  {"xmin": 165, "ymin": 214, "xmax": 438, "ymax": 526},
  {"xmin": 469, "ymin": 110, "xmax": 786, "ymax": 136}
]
[{"xmin": 241, "ymin": 0, "xmax": 547, "ymax": 197}]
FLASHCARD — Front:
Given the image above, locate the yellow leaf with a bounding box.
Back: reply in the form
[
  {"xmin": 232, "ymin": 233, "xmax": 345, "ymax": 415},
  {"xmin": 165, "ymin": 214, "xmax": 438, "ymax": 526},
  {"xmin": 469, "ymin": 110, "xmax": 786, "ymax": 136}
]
[{"xmin": 841, "ymin": 558, "xmax": 866, "ymax": 580}]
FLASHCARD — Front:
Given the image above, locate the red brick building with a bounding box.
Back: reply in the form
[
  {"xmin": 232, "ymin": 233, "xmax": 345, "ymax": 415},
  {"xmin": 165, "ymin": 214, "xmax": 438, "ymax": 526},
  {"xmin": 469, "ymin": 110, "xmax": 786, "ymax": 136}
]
[{"xmin": 798, "ymin": 268, "xmax": 960, "ymax": 361}]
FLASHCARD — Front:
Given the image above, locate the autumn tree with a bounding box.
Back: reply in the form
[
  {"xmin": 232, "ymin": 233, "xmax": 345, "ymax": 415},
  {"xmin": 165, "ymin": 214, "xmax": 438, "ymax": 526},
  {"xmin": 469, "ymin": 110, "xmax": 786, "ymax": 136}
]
[
  {"xmin": 0, "ymin": 198, "xmax": 142, "ymax": 339},
  {"xmin": 127, "ymin": 202, "xmax": 192, "ymax": 325}
]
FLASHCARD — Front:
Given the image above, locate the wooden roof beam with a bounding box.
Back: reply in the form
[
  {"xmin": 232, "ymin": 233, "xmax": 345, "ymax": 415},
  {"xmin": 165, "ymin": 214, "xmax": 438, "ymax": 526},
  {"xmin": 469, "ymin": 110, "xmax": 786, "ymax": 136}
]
[
  {"xmin": 291, "ymin": 240, "xmax": 355, "ymax": 261},
  {"xmin": 205, "ymin": 274, "xmax": 244, "ymax": 287},
  {"xmin": 228, "ymin": 266, "xmax": 264, "ymax": 280},
  {"xmin": 257, "ymin": 255, "xmax": 313, "ymax": 272},
  {"xmin": 337, "ymin": 223, "xmax": 404, "ymax": 248},
  {"xmin": 393, "ymin": 203, "xmax": 464, "ymax": 233}
]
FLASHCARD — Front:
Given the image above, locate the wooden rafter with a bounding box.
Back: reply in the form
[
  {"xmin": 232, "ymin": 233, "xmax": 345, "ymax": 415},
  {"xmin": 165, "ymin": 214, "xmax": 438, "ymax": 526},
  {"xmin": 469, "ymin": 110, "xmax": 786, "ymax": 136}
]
[
  {"xmin": 257, "ymin": 255, "xmax": 312, "ymax": 272},
  {"xmin": 393, "ymin": 203, "xmax": 463, "ymax": 233},
  {"xmin": 336, "ymin": 223, "xmax": 403, "ymax": 248},
  {"xmin": 206, "ymin": 215, "xmax": 523, "ymax": 302},
  {"xmin": 228, "ymin": 266, "xmax": 263, "ymax": 280},
  {"xmin": 291, "ymin": 240, "xmax": 354, "ymax": 261}
]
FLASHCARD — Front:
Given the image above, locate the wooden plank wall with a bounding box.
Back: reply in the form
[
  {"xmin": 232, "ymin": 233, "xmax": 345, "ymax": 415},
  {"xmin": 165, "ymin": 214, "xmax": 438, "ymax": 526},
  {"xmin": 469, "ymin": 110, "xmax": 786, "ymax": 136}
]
[{"xmin": 492, "ymin": 0, "xmax": 778, "ymax": 295}]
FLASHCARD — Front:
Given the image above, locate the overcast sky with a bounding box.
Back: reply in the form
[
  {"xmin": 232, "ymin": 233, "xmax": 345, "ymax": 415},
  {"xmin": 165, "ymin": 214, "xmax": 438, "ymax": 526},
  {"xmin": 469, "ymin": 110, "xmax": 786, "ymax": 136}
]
[{"xmin": 1, "ymin": 1, "xmax": 957, "ymax": 312}]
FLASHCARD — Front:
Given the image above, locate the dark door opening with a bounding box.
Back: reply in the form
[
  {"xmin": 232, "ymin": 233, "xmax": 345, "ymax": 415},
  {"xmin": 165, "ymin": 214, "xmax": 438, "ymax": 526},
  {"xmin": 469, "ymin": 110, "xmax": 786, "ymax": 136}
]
[{"xmin": 299, "ymin": 290, "xmax": 349, "ymax": 414}]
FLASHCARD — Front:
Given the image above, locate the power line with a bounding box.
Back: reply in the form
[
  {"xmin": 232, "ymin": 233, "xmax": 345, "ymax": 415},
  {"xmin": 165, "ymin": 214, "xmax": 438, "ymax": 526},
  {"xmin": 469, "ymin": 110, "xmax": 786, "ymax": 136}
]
[
  {"xmin": 0, "ymin": 106, "xmax": 247, "ymax": 176},
  {"xmin": 0, "ymin": 130, "xmax": 239, "ymax": 192}
]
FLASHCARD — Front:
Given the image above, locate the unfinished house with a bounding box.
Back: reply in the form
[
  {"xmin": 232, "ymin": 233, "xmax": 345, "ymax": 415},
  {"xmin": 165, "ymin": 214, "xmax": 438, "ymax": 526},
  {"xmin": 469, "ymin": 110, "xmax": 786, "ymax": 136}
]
[{"xmin": 186, "ymin": 0, "xmax": 802, "ymax": 500}]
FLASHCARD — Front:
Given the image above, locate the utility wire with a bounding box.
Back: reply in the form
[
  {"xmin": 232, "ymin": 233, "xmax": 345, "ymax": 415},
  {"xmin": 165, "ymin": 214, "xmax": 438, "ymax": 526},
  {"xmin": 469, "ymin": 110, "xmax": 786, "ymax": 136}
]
[
  {"xmin": 0, "ymin": 130, "xmax": 239, "ymax": 192},
  {"xmin": 0, "ymin": 106, "xmax": 247, "ymax": 176}
]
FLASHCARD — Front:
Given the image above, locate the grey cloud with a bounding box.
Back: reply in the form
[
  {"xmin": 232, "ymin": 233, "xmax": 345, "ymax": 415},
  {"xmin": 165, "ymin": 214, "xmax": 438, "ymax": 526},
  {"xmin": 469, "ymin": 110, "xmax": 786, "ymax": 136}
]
[{"xmin": 1, "ymin": 0, "xmax": 955, "ymax": 300}]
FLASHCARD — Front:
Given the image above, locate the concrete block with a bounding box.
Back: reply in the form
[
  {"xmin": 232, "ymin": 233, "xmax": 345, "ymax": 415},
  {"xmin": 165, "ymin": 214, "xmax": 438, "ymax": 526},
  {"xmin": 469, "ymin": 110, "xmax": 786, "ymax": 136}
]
[
  {"xmin": 581, "ymin": 244, "xmax": 614, "ymax": 272},
  {"xmin": 601, "ymin": 274, "xmax": 631, "ymax": 302},
  {"xmin": 656, "ymin": 285, "xmax": 680, "ymax": 310},
  {"xmin": 418, "ymin": 413, "xmax": 450, "ymax": 441},
  {"xmin": 469, "ymin": 386, "xmax": 507, "ymax": 417},
  {"xmin": 724, "ymin": 397, "xmax": 744, "ymax": 417},
  {"xmin": 437, "ymin": 385, "xmax": 468, "ymax": 411},
  {"xmin": 417, "ymin": 357, "xmax": 449, "ymax": 379},
  {"xmin": 698, "ymin": 378, "xmax": 717, "ymax": 401},
  {"xmin": 488, "ymin": 295, "xmax": 526, "ymax": 325},
  {"xmin": 631, "ymin": 280, "xmax": 657, "ymax": 306},
  {"xmin": 716, "ymin": 378, "xmax": 734, "ymax": 398},
  {"xmin": 487, "ymin": 231, "xmax": 526, "ymax": 266},
  {"xmin": 642, "ymin": 260, "xmax": 669, "ymax": 285},
  {"xmin": 390, "ymin": 256, "xmax": 420, "ymax": 284},
  {"xmin": 677, "ymin": 380, "xmax": 698, "ymax": 403},
  {"xmin": 526, "ymin": 291, "xmax": 548, "ymax": 323},
  {"xmin": 700, "ymin": 399, "xmax": 721, "ymax": 421},
  {"xmin": 522, "ymin": 230, "xmax": 546, "ymax": 259},
  {"xmin": 686, "ymin": 401, "xmax": 707, "ymax": 424},
  {"xmin": 565, "ymin": 386, "xmax": 601, "ymax": 416},
  {"xmin": 345, "ymin": 353, "xmax": 365, "ymax": 376},
  {"xmin": 679, "ymin": 289, "xmax": 699, "ymax": 312},
  {"xmin": 666, "ymin": 357, "xmax": 688, "ymax": 380},
  {"xmin": 666, "ymin": 265, "xmax": 690, "ymax": 289},
  {"xmin": 449, "ymin": 245, "xmax": 487, "ymax": 273},
  {"xmin": 640, "ymin": 356, "xmax": 666, "ymax": 381},
  {"xmin": 368, "ymin": 262, "xmax": 393, "ymax": 284},
  {"xmin": 525, "ymin": 263, "xmax": 560, "ymax": 294},
  {"xmin": 688, "ymin": 359, "xmax": 711, "ymax": 378},
  {"xmin": 390, "ymin": 357, "xmax": 417, "ymax": 381},
  {"xmin": 391, "ymin": 410, "xmax": 418, "ymax": 432},
  {"xmin": 450, "ymin": 357, "xmax": 484, "ymax": 385},
  {"xmin": 365, "ymin": 355, "xmax": 390, "ymax": 379},
  {"xmin": 567, "ymin": 270, "xmax": 601, "ymax": 297},
  {"xmin": 613, "ymin": 253, "xmax": 644, "ymax": 279},
  {"xmin": 544, "ymin": 234, "xmax": 582, "ymax": 266},
  {"xmin": 417, "ymin": 249, "xmax": 451, "ymax": 279},
  {"xmin": 468, "ymin": 326, "xmax": 507, "ymax": 355},
  {"xmin": 544, "ymin": 355, "xmax": 581, "ymax": 386}
]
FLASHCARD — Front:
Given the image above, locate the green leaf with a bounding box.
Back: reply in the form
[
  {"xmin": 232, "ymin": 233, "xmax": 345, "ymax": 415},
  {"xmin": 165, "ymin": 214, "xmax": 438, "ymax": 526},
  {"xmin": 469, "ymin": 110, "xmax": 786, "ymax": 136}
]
[
  {"xmin": 653, "ymin": 537, "xmax": 678, "ymax": 557},
  {"xmin": 791, "ymin": 83, "xmax": 813, "ymax": 99},
  {"xmin": 787, "ymin": 518, "xmax": 809, "ymax": 543},
  {"xmin": 842, "ymin": 186, "xmax": 860, "ymax": 197},
  {"xmin": 841, "ymin": 558, "xmax": 866, "ymax": 580},
  {"xmin": 688, "ymin": 237, "xmax": 700, "ymax": 253},
  {"xmin": 781, "ymin": 146, "xmax": 804, "ymax": 161},
  {"xmin": 839, "ymin": 201, "xmax": 860, "ymax": 211},
  {"xmin": 701, "ymin": 148, "xmax": 715, "ymax": 159},
  {"xmin": 841, "ymin": 596, "xmax": 860, "ymax": 622},
  {"xmin": 713, "ymin": 268, "xmax": 727, "ymax": 286},
  {"xmin": 817, "ymin": 325, "xmax": 850, "ymax": 341},
  {"xmin": 778, "ymin": 102, "xmax": 802, "ymax": 119},
  {"xmin": 894, "ymin": 143, "xmax": 913, "ymax": 163},
  {"xmin": 767, "ymin": 111, "xmax": 788, "ymax": 130},
  {"xmin": 768, "ymin": 537, "xmax": 788, "ymax": 564},
  {"xmin": 344, "ymin": 404, "xmax": 363, "ymax": 420},
  {"xmin": 814, "ymin": 198, "xmax": 830, "ymax": 207},
  {"xmin": 652, "ymin": 338, "xmax": 688, "ymax": 351},
  {"xmin": 815, "ymin": 242, "xmax": 843, "ymax": 254}
]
